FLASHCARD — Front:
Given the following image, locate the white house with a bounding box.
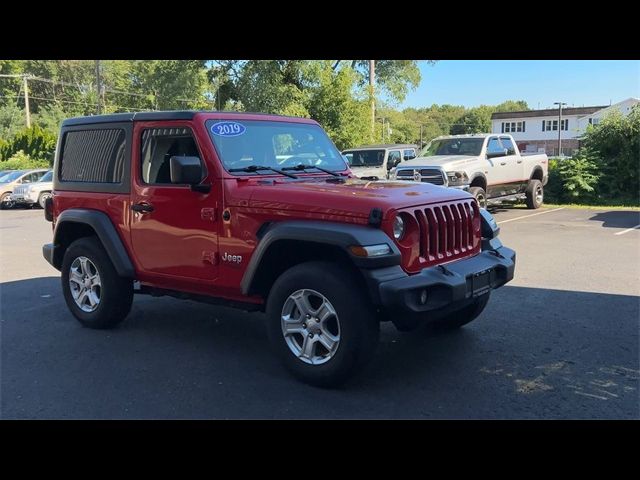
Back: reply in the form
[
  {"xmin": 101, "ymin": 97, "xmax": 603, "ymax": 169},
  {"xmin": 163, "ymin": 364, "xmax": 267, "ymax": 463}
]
[{"xmin": 490, "ymin": 98, "xmax": 639, "ymax": 156}]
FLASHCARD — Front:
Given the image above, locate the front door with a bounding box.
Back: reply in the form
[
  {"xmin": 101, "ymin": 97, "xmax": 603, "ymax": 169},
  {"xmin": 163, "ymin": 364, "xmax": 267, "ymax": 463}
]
[{"xmin": 129, "ymin": 121, "xmax": 219, "ymax": 284}]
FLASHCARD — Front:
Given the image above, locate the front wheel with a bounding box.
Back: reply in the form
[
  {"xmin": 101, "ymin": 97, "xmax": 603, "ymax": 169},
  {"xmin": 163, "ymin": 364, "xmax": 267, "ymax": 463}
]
[
  {"xmin": 0, "ymin": 192, "xmax": 14, "ymax": 210},
  {"xmin": 525, "ymin": 179, "xmax": 543, "ymax": 209},
  {"xmin": 38, "ymin": 192, "xmax": 52, "ymax": 209},
  {"xmin": 266, "ymin": 261, "xmax": 379, "ymax": 387},
  {"xmin": 469, "ymin": 186, "xmax": 487, "ymax": 209}
]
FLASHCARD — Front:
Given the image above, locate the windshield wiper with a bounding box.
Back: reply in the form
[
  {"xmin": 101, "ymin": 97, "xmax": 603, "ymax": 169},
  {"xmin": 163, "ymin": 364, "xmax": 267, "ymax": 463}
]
[
  {"xmin": 281, "ymin": 164, "xmax": 340, "ymax": 177},
  {"xmin": 228, "ymin": 165, "xmax": 298, "ymax": 179}
]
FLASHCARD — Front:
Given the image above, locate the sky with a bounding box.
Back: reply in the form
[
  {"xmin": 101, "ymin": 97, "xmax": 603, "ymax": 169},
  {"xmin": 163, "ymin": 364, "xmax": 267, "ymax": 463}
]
[{"xmin": 398, "ymin": 60, "xmax": 640, "ymax": 110}]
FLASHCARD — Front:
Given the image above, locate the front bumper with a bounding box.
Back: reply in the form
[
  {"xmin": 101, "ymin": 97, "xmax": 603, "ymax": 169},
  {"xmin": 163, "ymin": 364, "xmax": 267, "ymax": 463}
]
[
  {"xmin": 10, "ymin": 194, "xmax": 37, "ymax": 204},
  {"xmin": 366, "ymin": 241, "xmax": 515, "ymax": 313}
]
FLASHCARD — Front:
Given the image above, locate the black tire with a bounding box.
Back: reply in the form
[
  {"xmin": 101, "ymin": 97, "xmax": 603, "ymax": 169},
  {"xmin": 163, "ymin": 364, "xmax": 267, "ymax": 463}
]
[
  {"xmin": 61, "ymin": 236, "xmax": 133, "ymax": 329},
  {"xmin": 469, "ymin": 186, "xmax": 487, "ymax": 209},
  {"xmin": 430, "ymin": 293, "xmax": 490, "ymax": 331},
  {"xmin": 266, "ymin": 261, "xmax": 379, "ymax": 387},
  {"xmin": 38, "ymin": 191, "xmax": 52, "ymax": 209},
  {"xmin": 525, "ymin": 179, "xmax": 543, "ymax": 209},
  {"xmin": 0, "ymin": 192, "xmax": 14, "ymax": 210}
]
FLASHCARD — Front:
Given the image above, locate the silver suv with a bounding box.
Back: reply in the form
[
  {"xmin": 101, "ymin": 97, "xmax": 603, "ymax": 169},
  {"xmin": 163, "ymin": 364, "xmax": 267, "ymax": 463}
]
[
  {"xmin": 10, "ymin": 170, "xmax": 53, "ymax": 208},
  {"xmin": 0, "ymin": 169, "xmax": 49, "ymax": 209}
]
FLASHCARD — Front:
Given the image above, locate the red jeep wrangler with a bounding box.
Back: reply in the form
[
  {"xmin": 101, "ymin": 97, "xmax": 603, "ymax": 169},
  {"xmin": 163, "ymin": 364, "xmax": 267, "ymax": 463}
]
[{"xmin": 43, "ymin": 111, "xmax": 515, "ymax": 386}]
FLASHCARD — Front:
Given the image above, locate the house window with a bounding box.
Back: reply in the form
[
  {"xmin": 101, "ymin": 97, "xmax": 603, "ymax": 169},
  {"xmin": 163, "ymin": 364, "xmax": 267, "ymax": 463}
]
[
  {"xmin": 503, "ymin": 121, "xmax": 526, "ymax": 133},
  {"xmin": 543, "ymin": 119, "xmax": 569, "ymax": 131}
]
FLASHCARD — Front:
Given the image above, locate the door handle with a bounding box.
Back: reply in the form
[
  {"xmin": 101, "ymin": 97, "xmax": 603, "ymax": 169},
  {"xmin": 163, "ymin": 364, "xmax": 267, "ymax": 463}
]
[
  {"xmin": 517, "ymin": 160, "xmax": 523, "ymax": 164},
  {"xmin": 500, "ymin": 162, "xmax": 507, "ymax": 166},
  {"xmin": 131, "ymin": 203, "xmax": 154, "ymax": 213}
]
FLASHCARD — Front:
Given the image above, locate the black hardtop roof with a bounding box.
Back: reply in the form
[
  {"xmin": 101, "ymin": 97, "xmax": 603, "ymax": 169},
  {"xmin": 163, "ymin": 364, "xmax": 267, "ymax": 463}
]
[{"xmin": 61, "ymin": 110, "xmax": 298, "ymax": 127}]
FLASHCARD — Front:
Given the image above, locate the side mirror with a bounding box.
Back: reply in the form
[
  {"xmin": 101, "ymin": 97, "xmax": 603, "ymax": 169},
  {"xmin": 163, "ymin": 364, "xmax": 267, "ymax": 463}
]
[
  {"xmin": 403, "ymin": 153, "xmax": 416, "ymax": 161},
  {"xmin": 170, "ymin": 156, "xmax": 210, "ymax": 192},
  {"xmin": 486, "ymin": 148, "xmax": 508, "ymax": 159},
  {"xmin": 388, "ymin": 158, "xmax": 401, "ymax": 170}
]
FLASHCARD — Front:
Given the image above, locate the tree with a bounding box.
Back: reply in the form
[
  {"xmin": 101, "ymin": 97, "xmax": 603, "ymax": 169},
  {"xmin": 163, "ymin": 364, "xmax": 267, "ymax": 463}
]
[{"xmin": 582, "ymin": 108, "xmax": 640, "ymax": 202}]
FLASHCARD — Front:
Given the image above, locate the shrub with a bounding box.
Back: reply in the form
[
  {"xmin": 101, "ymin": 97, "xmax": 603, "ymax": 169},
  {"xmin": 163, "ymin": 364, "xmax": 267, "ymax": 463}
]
[
  {"xmin": 546, "ymin": 151, "xmax": 600, "ymax": 203},
  {"xmin": 582, "ymin": 108, "xmax": 640, "ymax": 204},
  {"xmin": 0, "ymin": 125, "xmax": 57, "ymax": 163},
  {"xmin": 0, "ymin": 150, "xmax": 50, "ymax": 170}
]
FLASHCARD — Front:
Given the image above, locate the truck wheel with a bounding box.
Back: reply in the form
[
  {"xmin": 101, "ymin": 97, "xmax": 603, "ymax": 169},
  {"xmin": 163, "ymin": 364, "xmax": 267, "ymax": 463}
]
[
  {"xmin": 525, "ymin": 179, "xmax": 543, "ymax": 209},
  {"xmin": 431, "ymin": 293, "xmax": 490, "ymax": 331},
  {"xmin": 266, "ymin": 261, "xmax": 379, "ymax": 387},
  {"xmin": 0, "ymin": 192, "xmax": 14, "ymax": 210},
  {"xmin": 61, "ymin": 236, "xmax": 133, "ymax": 329},
  {"xmin": 38, "ymin": 192, "xmax": 52, "ymax": 209},
  {"xmin": 469, "ymin": 186, "xmax": 487, "ymax": 209}
]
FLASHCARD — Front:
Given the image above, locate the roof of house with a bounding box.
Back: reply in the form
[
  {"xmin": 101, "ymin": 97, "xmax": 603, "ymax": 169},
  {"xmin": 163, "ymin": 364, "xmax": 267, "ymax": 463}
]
[{"xmin": 491, "ymin": 106, "xmax": 607, "ymax": 120}]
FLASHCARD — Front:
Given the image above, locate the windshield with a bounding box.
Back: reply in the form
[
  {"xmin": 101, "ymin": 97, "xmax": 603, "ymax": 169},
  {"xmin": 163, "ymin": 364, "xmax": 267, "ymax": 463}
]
[
  {"xmin": 38, "ymin": 171, "xmax": 53, "ymax": 182},
  {"xmin": 342, "ymin": 149, "xmax": 385, "ymax": 167},
  {"xmin": 421, "ymin": 138, "xmax": 484, "ymax": 157},
  {"xmin": 206, "ymin": 119, "xmax": 348, "ymax": 174},
  {"xmin": 0, "ymin": 170, "xmax": 26, "ymax": 183}
]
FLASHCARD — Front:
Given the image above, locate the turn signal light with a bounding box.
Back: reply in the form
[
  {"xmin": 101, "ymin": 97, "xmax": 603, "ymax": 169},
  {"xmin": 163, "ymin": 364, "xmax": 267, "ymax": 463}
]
[{"xmin": 349, "ymin": 244, "xmax": 391, "ymax": 257}]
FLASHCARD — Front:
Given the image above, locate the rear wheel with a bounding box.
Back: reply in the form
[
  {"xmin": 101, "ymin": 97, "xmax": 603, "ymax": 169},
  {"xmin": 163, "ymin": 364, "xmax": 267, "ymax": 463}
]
[
  {"xmin": 430, "ymin": 293, "xmax": 490, "ymax": 331},
  {"xmin": 525, "ymin": 179, "xmax": 543, "ymax": 209},
  {"xmin": 266, "ymin": 261, "xmax": 379, "ymax": 387},
  {"xmin": 61, "ymin": 236, "xmax": 133, "ymax": 329},
  {"xmin": 469, "ymin": 186, "xmax": 487, "ymax": 209}
]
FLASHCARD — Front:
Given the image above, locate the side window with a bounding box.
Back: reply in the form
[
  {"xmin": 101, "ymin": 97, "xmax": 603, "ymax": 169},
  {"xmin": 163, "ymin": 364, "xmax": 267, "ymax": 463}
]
[
  {"xmin": 60, "ymin": 129, "xmax": 126, "ymax": 183},
  {"xmin": 486, "ymin": 138, "xmax": 504, "ymax": 155},
  {"xmin": 403, "ymin": 149, "xmax": 416, "ymax": 160},
  {"xmin": 500, "ymin": 137, "xmax": 516, "ymax": 155},
  {"xmin": 140, "ymin": 127, "xmax": 203, "ymax": 185},
  {"xmin": 388, "ymin": 150, "xmax": 401, "ymax": 164}
]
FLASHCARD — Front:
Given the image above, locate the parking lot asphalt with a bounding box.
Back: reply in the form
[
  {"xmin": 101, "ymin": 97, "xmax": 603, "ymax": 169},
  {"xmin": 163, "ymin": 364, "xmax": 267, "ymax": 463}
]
[{"xmin": 1, "ymin": 206, "xmax": 639, "ymax": 419}]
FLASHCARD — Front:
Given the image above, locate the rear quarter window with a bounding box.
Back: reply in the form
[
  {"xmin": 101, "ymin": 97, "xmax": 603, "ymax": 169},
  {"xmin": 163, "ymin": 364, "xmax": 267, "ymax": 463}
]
[{"xmin": 59, "ymin": 129, "xmax": 126, "ymax": 183}]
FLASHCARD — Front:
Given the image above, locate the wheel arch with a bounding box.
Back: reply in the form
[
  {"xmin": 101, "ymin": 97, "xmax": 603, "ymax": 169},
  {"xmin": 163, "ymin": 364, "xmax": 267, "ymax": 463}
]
[
  {"xmin": 469, "ymin": 173, "xmax": 487, "ymax": 191},
  {"xmin": 52, "ymin": 209, "xmax": 135, "ymax": 277},
  {"xmin": 241, "ymin": 221, "xmax": 401, "ymax": 301},
  {"xmin": 530, "ymin": 166, "xmax": 544, "ymax": 182}
]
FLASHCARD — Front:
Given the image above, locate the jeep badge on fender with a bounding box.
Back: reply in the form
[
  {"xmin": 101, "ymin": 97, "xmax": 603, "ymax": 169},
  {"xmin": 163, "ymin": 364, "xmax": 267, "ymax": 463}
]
[{"xmin": 42, "ymin": 111, "xmax": 515, "ymax": 387}]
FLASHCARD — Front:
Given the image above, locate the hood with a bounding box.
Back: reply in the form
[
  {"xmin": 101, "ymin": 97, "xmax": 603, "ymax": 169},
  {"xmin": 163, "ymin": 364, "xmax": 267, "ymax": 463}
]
[
  {"xmin": 228, "ymin": 176, "xmax": 471, "ymax": 219},
  {"xmin": 398, "ymin": 154, "xmax": 479, "ymax": 169}
]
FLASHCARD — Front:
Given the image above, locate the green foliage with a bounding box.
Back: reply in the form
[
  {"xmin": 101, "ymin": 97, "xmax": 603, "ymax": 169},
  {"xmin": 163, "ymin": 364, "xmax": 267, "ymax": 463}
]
[
  {"xmin": 0, "ymin": 103, "xmax": 27, "ymax": 139},
  {"xmin": 1, "ymin": 150, "xmax": 50, "ymax": 170},
  {"xmin": 546, "ymin": 151, "xmax": 600, "ymax": 203},
  {"xmin": 307, "ymin": 63, "xmax": 369, "ymax": 150},
  {"xmin": 0, "ymin": 125, "xmax": 56, "ymax": 163},
  {"xmin": 581, "ymin": 109, "xmax": 640, "ymax": 203},
  {"xmin": 450, "ymin": 100, "xmax": 529, "ymax": 135}
]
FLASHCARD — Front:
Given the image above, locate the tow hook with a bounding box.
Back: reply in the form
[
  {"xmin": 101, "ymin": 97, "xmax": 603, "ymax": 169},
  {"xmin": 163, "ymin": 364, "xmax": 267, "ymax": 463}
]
[{"xmin": 437, "ymin": 265, "xmax": 454, "ymax": 276}]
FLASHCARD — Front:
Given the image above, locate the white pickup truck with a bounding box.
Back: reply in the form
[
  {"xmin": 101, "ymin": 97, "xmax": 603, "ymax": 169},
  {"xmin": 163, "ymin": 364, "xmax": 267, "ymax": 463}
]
[{"xmin": 389, "ymin": 134, "xmax": 549, "ymax": 209}]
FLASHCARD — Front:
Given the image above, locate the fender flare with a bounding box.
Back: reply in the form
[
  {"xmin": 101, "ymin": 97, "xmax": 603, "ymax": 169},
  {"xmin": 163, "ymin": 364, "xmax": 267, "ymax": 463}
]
[
  {"xmin": 468, "ymin": 172, "xmax": 487, "ymax": 189},
  {"xmin": 529, "ymin": 166, "xmax": 544, "ymax": 181},
  {"xmin": 240, "ymin": 220, "xmax": 401, "ymax": 295},
  {"xmin": 53, "ymin": 209, "xmax": 135, "ymax": 277}
]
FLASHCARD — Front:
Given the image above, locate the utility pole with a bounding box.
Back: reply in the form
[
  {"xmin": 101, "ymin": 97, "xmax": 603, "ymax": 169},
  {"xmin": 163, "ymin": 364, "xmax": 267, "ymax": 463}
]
[
  {"xmin": 554, "ymin": 102, "xmax": 567, "ymax": 156},
  {"xmin": 23, "ymin": 75, "xmax": 30, "ymax": 127},
  {"xmin": 0, "ymin": 74, "xmax": 30, "ymax": 126},
  {"xmin": 369, "ymin": 60, "xmax": 375, "ymax": 141},
  {"xmin": 95, "ymin": 60, "xmax": 102, "ymax": 114},
  {"xmin": 420, "ymin": 124, "xmax": 423, "ymax": 149}
]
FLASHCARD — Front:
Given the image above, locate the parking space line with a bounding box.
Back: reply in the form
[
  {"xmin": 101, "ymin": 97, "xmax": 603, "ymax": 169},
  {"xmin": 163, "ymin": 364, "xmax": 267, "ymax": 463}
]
[
  {"xmin": 496, "ymin": 207, "xmax": 565, "ymax": 225},
  {"xmin": 614, "ymin": 224, "xmax": 640, "ymax": 236}
]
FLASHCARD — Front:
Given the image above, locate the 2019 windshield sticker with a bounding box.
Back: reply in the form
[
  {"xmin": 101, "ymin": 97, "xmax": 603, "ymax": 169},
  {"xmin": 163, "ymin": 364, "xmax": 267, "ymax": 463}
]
[{"xmin": 211, "ymin": 121, "xmax": 246, "ymax": 137}]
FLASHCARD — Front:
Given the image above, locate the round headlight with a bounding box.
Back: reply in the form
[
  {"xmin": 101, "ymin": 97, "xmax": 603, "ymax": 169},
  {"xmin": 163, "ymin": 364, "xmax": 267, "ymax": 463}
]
[{"xmin": 393, "ymin": 215, "xmax": 405, "ymax": 240}]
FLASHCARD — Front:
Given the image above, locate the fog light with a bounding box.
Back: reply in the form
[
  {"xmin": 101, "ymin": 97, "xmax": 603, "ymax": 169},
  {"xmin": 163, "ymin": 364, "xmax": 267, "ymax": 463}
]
[{"xmin": 419, "ymin": 289, "xmax": 428, "ymax": 305}]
